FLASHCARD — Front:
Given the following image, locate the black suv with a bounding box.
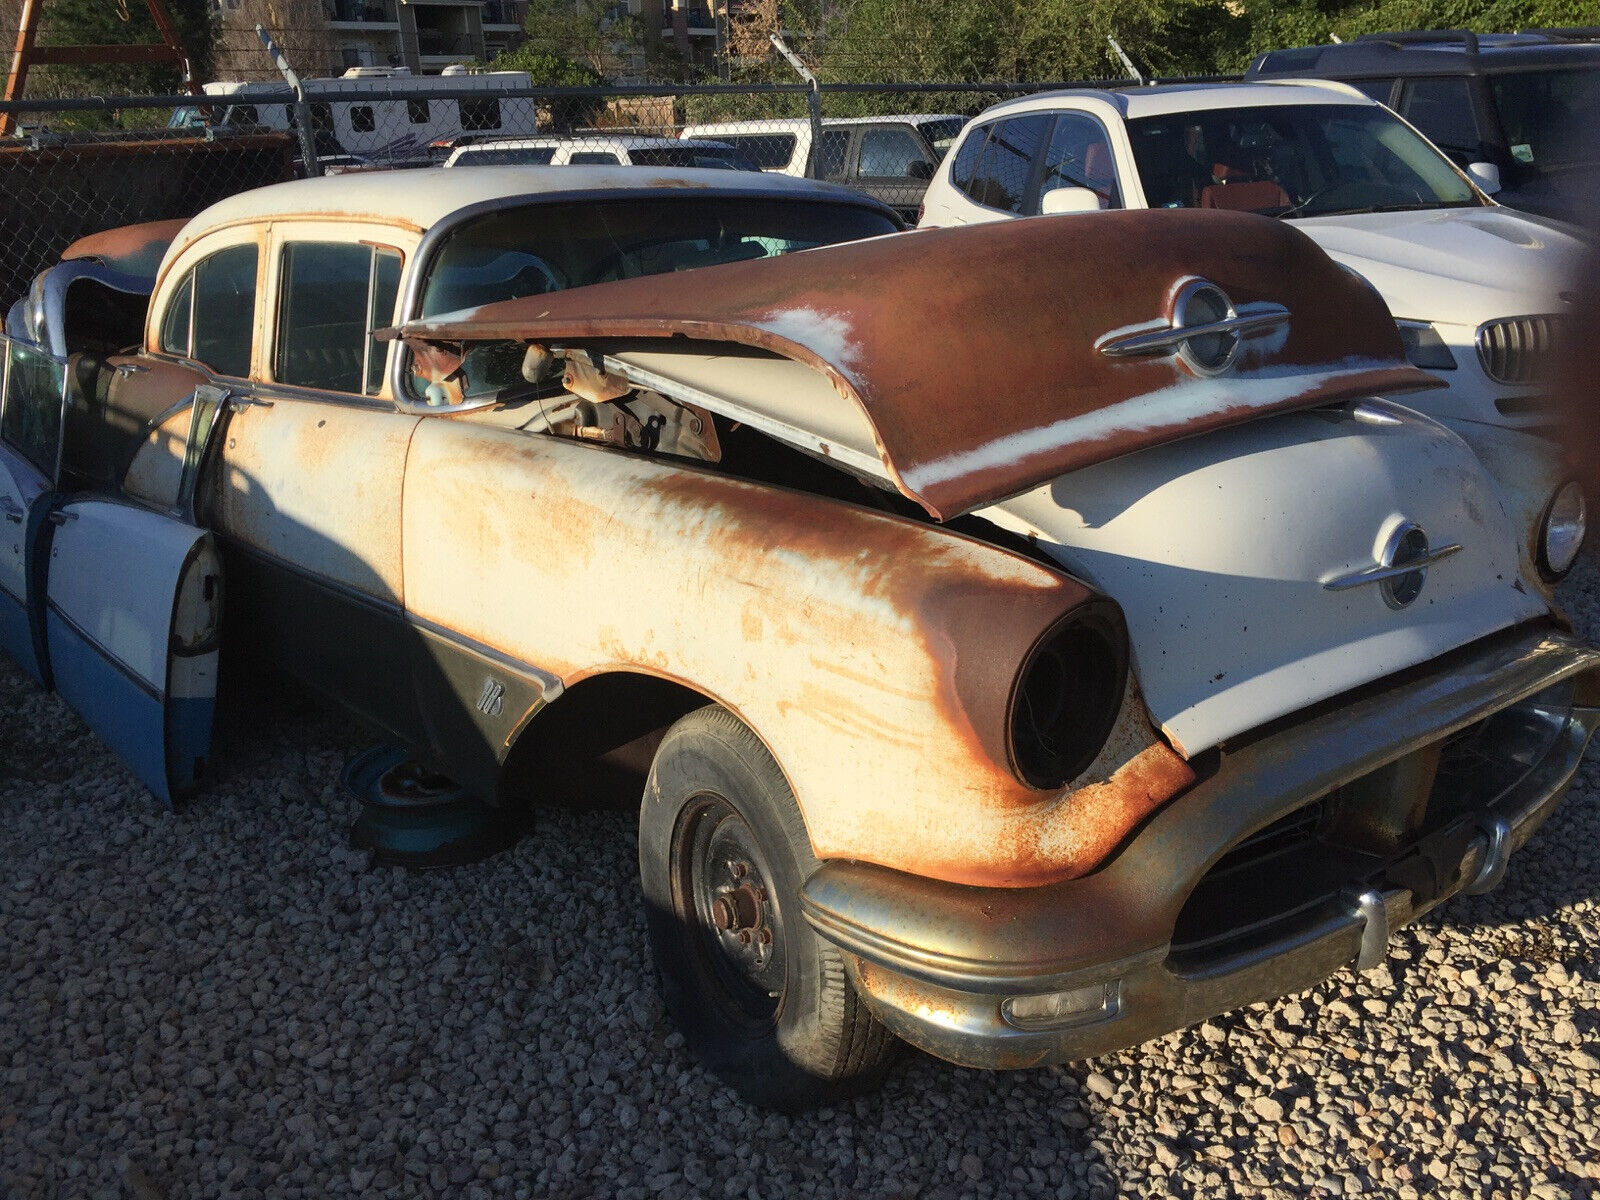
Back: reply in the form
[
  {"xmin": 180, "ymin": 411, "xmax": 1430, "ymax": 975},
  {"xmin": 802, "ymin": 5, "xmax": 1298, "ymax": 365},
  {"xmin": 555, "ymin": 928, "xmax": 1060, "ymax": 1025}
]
[{"xmin": 1247, "ymin": 30, "xmax": 1600, "ymax": 221}]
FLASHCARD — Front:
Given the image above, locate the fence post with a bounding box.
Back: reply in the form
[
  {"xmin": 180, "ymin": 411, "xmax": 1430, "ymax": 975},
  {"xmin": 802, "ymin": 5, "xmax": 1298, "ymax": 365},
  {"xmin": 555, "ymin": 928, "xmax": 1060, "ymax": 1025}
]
[
  {"xmin": 768, "ymin": 34, "xmax": 823, "ymax": 179},
  {"xmin": 255, "ymin": 25, "xmax": 321, "ymax": 178}
]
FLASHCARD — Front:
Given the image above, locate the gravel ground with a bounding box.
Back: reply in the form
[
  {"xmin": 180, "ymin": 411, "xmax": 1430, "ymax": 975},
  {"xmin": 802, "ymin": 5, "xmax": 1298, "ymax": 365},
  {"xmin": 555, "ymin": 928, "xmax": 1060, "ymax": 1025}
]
[{"xmin": 4, "ymin": 569, "xmax": 1600, "ymax": 1200}]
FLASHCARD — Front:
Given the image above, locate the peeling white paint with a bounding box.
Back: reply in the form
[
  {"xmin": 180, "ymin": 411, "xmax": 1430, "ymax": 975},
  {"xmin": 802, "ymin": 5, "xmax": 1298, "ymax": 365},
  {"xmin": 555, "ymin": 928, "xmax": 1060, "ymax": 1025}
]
[{"xmin": 902, "ymin": 358, "xmax": 1403, "ymax": 496}]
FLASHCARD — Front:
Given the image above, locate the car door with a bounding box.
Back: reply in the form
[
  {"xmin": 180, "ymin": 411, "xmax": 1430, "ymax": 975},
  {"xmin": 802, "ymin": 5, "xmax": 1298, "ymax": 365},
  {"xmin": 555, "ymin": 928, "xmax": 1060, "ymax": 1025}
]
[
  {"xmin": 45, "ymin": 429, "xmax": 224, "ymax": 808},
  {"xmin": 36, "ymin": 234, "xmax": 261, "ymax": 805},
  {"xmin": 0, "ymin": 334, "xmax": 68, "ymax": 683}
]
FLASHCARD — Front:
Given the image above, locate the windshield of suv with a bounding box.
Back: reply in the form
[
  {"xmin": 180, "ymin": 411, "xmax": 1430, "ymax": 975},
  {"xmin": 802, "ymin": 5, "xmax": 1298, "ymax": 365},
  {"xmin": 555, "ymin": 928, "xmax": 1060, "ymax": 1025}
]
[
  {"xmin": 1491, "ymin": 67, "xmax": 1600, "ymax": 174},
  {"xmin": 1127, "ymin": 102, "xmax": 1480, "ymax": 218},
  {"xmin": 412, "ymin": 196, "xmax": 901, "ymax": 400}
]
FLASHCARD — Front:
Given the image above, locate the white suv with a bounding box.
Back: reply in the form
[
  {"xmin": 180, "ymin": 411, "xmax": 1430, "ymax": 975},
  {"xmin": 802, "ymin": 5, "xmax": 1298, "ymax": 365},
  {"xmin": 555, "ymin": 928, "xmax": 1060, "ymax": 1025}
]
[
  {"xmin": 919, "ymin": 81, "xmax": 1588, "ymax": 584},
  {"xmin": 443, "ymin": 135, "xmax": 757, "ymax": 170}
]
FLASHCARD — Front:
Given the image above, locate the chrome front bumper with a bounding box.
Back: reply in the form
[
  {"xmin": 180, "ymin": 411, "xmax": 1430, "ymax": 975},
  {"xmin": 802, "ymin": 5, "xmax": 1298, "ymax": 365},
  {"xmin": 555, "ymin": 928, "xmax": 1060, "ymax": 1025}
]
[{"xmin": 801, "ymin": 626, "xmax": 1600, "ymax": 1070}]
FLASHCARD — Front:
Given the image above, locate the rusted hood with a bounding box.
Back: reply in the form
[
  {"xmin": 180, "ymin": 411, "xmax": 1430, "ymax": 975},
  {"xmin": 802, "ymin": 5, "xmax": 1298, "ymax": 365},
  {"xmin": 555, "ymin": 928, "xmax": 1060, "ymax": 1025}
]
[
  {"xmin": 395, "ymin": 210, "xmax": 1440, "ymax": 519},
  {"xmin": 61, "ymin": 218, "xmax": 189, "ymax": 280}
]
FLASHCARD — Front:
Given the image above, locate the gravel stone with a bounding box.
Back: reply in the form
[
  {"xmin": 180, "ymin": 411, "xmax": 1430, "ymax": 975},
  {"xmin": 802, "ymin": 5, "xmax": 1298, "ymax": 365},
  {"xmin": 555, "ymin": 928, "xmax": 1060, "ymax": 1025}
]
[{"xmin": 5, "ymin": 567, "xmax": 1600, "ymax": 1199}]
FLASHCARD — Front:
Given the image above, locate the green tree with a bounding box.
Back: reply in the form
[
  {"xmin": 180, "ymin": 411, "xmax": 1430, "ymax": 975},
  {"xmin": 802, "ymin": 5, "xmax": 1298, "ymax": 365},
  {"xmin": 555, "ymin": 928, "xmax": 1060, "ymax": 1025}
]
[{"xmin": 28, "ymin": 0, "xmax": 216, "ymax": 94}]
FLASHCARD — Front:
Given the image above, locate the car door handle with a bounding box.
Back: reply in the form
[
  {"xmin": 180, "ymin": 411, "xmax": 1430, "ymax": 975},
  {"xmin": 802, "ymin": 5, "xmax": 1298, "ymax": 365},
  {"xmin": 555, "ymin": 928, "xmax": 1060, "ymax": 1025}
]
[
  {"xmin": 114, "ymin": 363, "xmax": 149, "ymax": 376},
  {"xmin": 1, "ymin": 497, "xmax": 23, "ymax": 523},
  {"xmin": 47, "ymin": 509, "xmax": 78, "ymax": 526}
]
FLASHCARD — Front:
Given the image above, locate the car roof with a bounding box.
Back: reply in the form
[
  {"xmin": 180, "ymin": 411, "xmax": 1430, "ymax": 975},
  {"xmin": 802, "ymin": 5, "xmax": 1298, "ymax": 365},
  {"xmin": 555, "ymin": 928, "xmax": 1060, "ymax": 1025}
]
[
  {"xmin": 1250, "ymin": 32, "xmax": 1600, "ymax": 76},
  {"xmin": 820, "ymin": 114, "xmax": 965, "ymax": 127},
  {"xmin": 452, "ymin": 135, "xmax": 734, "ymax": 153},
  {"xmin": 974, "ymin": 81, "xmax": 1373, "ymax": 122},
  {"xmin": 186, "ymin": 165, "xmax": 875, "ymax": 230}
]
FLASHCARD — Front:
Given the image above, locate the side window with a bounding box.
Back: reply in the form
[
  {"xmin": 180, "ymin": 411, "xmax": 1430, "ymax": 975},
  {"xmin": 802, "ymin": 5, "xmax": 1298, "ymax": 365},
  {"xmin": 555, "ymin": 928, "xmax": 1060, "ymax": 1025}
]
[
  {"xmin": 857, "ymin": 127, "xmax": 927, "ymax": 177},
  {"xmin": 461, "ymin": 97, "xmax": 502, "ymax": 132},
  {"xmin": 1035, "ymin": 113, "xmax": 1121, "ymax": 212},
  {"xmin": 351, "ymin": 105, "xmax": 376, "ymax": 134},
  {"xmin": 818, "ymin": 129, "xmax": 849, "ymax": 178},
  {"xmin": 407, "ymin": 99, "xmax": 430, "ymax": 124},
  {"xmin": 569, "ymin": 151, "xmax": 620, "ymax": 164},
  {"xmin": 950, "ymin": 123, "xmax": 991, "ymax": 196},
  {"xmin": 970, "ymin": 114, "xmax": 1051, "ymax": 213},
  {"xmin": 1, "ymin": 337, "xmax": 69, "ymax": 478},
  {"xmin": 158, "ymin": 244, "xmax": 258, "ymax": 377},
  {"xmin": 724, "ymin": 133, "xmax": 796, "ymax": 170},
  {"xmin": 366, "ymin": 249, "xmax": 403, "ymax": 395},
  {"xmin": 1351, "ymin": 78, "xmax": 1397, "ymax": 105},
  {"xmin": 276, "ymin": 242, "xmax": 402, "ymax": 395},
  {"xmin": 160, "ymin": 272, "xmax": 194, "ymax": 357},
  {"xmin": 1398, "ymin": 77, "xmax": 1480, "ymax": 161}
]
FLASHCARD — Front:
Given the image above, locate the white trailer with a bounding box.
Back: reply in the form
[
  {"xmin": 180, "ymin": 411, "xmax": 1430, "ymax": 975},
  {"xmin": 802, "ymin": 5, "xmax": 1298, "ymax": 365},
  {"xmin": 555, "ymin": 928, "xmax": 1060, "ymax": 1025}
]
[{"xmin": 169, "ymin": 67, "xmax": 540, "ymax": 161}]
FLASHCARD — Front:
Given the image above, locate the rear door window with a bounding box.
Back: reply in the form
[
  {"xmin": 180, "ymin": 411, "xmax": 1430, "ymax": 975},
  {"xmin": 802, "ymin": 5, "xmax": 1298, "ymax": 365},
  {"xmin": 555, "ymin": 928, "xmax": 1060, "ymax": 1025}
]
[
  {"xmin": 969, "ymin": 114, "xmax": 1051, "ymax": 213},
  {"xmin": 159, "ymin": 243, "xmax": 259, "ymax": 378},
  {"xmin": 950, "ymin": 123, "xmax": 992, "ymax": 196}
]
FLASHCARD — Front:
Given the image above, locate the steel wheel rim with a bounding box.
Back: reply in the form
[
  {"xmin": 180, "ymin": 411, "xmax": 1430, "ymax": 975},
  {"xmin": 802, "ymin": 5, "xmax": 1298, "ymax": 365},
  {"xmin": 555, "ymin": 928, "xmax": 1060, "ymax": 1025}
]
[{"xmin": 670, "ymin": 793, "xmax": 787, "ymax": 1028}]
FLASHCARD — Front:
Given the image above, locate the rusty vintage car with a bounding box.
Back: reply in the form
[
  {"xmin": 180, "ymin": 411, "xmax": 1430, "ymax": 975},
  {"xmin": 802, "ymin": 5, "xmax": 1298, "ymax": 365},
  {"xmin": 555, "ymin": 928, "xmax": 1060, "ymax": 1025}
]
[{"xmin": 2, "ymin": 166, "xmax": 1597, "ymax": 1110}]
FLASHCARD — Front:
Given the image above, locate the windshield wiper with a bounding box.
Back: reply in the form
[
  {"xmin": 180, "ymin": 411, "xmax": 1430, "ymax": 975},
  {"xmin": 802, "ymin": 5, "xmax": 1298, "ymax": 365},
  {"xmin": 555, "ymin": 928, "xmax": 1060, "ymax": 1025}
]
[{"xmin": 1304, "ymin": 200, "xmax": 1480, "ymax": 217}]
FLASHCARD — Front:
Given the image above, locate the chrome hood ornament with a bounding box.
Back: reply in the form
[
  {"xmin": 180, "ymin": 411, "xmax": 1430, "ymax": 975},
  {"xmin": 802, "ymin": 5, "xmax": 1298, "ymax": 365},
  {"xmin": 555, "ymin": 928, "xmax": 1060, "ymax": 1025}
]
[{"xmin": 1094, "ymin": 277, "xmax": 1291, "ymax": 376}]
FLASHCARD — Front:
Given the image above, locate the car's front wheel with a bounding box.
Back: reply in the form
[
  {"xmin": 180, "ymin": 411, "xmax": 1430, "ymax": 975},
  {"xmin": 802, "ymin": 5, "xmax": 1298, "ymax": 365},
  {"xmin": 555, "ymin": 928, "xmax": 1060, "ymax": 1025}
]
[{"xmin": 638, "ymin": 705, "xmax": 898, "ymax": 1111}]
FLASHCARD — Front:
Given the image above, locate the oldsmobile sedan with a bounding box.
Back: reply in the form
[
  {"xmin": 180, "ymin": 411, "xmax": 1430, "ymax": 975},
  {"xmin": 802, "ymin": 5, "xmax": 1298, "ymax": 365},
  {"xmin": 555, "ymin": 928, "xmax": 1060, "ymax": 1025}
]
[{"xmin": 2, "ymin": 166, "xmax": 1596, "ymax": 1111}]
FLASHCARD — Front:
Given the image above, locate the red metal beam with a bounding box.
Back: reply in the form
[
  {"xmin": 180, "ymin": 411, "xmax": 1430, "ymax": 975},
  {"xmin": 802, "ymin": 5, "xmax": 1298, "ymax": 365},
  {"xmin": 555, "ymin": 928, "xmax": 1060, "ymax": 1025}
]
[{"xmin": 1, "ymin": 0, "xmax": 200, "ymax": 136}]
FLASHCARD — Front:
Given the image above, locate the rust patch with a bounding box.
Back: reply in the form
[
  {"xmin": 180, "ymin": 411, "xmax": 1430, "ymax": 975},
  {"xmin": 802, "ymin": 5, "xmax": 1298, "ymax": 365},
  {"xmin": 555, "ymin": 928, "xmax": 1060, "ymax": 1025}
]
[
  {"xmin": 395, "ymin": 210, "xmax": 1440, "ymax": 520},
  {"xmin": 61, "ymin": 218, "xmax": 188, "ymax": 278}
]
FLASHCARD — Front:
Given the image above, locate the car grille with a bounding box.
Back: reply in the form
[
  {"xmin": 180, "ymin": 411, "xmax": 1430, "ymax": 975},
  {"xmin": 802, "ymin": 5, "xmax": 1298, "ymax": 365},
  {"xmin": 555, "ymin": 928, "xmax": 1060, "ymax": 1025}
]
[{"xmin": 1476, "ymin": 315, "xmax": 1563, "ymax": 385}]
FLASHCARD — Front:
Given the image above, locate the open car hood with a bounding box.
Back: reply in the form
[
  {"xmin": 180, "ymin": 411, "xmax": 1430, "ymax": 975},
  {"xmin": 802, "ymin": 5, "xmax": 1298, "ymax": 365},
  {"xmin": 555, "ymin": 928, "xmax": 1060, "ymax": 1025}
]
[{"xmin": 394, "ymin": 210, "xmax": 1439, "ymax": 520}]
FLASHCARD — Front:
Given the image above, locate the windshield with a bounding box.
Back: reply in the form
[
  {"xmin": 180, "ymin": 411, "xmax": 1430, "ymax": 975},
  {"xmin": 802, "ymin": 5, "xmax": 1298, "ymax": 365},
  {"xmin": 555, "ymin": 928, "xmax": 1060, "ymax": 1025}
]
[
  {"xmin": 1127, "ymin": 103, "xmax": 1480, "ymax": 217},
  {"xmin": 1491, "ymin": 67, "xmax": 1600, "ymax": 174},
  {"xmin": 413, "ymin": 196, "xmax": 901, "ymax": 400},
  {"xmin": 920, "ymin": 118, "xmax": 967, "ymax": 158}
]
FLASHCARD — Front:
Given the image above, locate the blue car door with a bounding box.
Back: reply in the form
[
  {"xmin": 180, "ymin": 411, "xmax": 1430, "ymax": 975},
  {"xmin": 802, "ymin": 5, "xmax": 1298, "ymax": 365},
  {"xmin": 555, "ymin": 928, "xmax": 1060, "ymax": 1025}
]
[
  {"xmin": 44, "ymin": 381, "xmax": 227, "ymax": 807},
  {"xmin": 45, "ymin": 495, "xmax": 223, "ymax": 806},
  {"xmin": 1, "ymin": 332, "xmax": 226, "ymax": 806},
  {"xmin": 0, "ymin": 334, "xmax": 68, "ymax": 684}
]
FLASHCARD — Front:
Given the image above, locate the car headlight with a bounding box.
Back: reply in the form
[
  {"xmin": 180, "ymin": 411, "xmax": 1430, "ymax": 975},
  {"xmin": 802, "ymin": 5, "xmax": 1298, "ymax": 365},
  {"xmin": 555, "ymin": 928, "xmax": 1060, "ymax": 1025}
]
[
  {"xmin": 1539, "ymin": 481, "xmax": 1587, "ymax": 579},
  {"xmin": 1397, "ymin": 321, "xmax": 1457, "ymax": 371},
  {"xmin": 1008, "ymin": 603, "xmax": 1127, "ymax": 789}
]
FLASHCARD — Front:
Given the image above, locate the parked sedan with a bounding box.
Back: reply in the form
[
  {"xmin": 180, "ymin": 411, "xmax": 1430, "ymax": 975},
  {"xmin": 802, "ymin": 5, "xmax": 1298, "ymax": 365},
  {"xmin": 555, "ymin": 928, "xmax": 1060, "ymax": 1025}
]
[
  {"xmin": 3, "ymin": 166, "xmax": 1597, "ymax": 1111},
  {"xmin": 919, "ymin": 82, "xmax": 1590, "ymax": 590}
]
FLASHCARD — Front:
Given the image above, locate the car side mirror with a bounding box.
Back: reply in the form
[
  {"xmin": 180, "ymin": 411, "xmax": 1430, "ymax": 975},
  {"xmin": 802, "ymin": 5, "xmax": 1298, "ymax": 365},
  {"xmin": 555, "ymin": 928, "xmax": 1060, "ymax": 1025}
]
[
  {"xmin": 908, "ymin": 159, "xmax": 935, "ymax": 181},
  {"xmin": 1040, "ymin": 186, "xmax": 1103, "ymax": 216},
  {"xmin": 1466, "ymin": 161, "xmax": 1501, "ymax": 195}
]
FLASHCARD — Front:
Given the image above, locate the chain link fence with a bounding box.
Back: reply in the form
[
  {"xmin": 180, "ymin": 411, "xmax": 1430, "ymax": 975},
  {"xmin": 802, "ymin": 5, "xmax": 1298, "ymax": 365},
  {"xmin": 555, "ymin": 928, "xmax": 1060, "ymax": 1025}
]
[{"xmin": 0, "ymin": 76, "xmax": 1232, "ymax": 313}]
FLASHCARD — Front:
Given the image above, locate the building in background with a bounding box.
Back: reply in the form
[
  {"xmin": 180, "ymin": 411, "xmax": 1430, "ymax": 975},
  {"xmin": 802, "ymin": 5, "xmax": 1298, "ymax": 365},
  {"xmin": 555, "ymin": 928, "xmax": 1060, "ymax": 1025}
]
[{"xmin": 211, "ymin": 0, "xmax": 529, "ymax": 78}]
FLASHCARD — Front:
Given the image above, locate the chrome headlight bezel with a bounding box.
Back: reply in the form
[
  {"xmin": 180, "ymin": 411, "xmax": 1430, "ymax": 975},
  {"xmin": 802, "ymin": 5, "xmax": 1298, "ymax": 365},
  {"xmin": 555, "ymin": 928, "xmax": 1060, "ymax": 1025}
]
[
  {"xmin": 1538, "ymin": 480, "xmax": 1587, "ymax": 581},
  {"xmin": 1006, "ymin": 602, "xmax": 1128, "ymax": 791}
]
